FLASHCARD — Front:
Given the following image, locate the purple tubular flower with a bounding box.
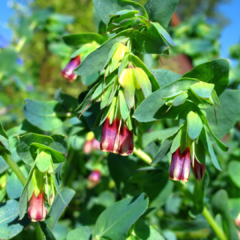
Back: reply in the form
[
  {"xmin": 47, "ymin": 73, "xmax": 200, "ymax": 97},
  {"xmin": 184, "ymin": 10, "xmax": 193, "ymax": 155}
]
[
  {"xmin": 100, "ymin": 117, "xmax": 121, "ymax": 154},
  {"xmin": 191, "ymin": 158, "xmax": 206, "ymax": 181},
  {"xmin": 28, "ymin": 191, "xmax": 47, "ymax": 222},
  {"xmin": 170, "ymin": 147, "xmax": 191, "ymax": 182},
  {"xmin": 61, "ymin": 55, "xmax": 81, "ymax": 82},
  {"xmin": 100, "ymin": 117, "xmax": 133, "ymax": 155},
  {"xmin": 119, "ymin": 125, "xmax": 133, "ymax": 156}
]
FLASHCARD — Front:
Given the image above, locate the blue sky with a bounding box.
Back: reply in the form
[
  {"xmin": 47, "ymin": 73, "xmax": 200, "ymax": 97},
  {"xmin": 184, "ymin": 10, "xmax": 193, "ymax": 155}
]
[{"xmin": 0, "ymin": 0, "xmax": 240, "ymax": 59}]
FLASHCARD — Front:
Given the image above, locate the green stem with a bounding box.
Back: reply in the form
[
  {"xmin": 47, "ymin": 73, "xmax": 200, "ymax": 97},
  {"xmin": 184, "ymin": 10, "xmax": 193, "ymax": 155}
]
[
  {"xmin": 133, "ymin": 146, "xmax": 152, "ymax": 165},
  {"xmin": 35, "ymin": 223, "xmax": 43, "ymax": 240},
  {"xmin": 2, "ymin": 152, "xmax": 44, "ymax": 240},
  {"xmin": 202, "ymin": 206, "xmax": 227, "ymax": 240},
  {"xmin": 2, "ymin": 152, "xmax": 26, "ymax": 185}
]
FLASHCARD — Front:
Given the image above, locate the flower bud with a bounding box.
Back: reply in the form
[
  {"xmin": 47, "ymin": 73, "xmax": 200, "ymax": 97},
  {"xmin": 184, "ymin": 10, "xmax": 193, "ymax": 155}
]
[
  {"xmin": 170, "ymin": 147, "xmax": 191, "ymax": 182},
  {"xmin": 61, "ymin": 55, "xmax": 81, "ymax": 82},
  {"xmin": 28, "ymin": 191, "xmax": 47, "ymax": 222},
  {"xmin": 100, "ymin": 117, "xmax": 121, "ymax": 154},
  {"xmin": 119, "ymin": 124, "xmax": 133, "ymax": 156},
  {"xmin": 88, "ymin": 170, "xmax": 101, "ymax": 184},
  {"xmin": 88, "ymin": 170, "xmax": 101, "ymax": 188},
  {"xmin": 83, "ymin": 140, "xmax": 93, "ymax": 154},
  {"xmin": 191, "ymin": 158, "xmax": 205, "ymax": 181},
  {"xmin": 100, "ymin": 117, "xmax": 133, "ymax": 155}
]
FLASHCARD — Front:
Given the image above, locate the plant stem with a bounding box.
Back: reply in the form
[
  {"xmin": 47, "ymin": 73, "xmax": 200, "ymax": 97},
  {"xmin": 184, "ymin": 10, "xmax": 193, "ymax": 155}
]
[
  {"xmin": 133, "ymin": 146, "xmax": 152, "ymax": 165},
  {"xmin": 202, "ymin": 206, "xmax": 227, "ymax": 240},
  {"xmin": 35, "ymin": 223, "xmax": 43, "ymax": 240},
  {"xmin": 2, "ymin": 152, "xmax": 26, "ymax": 185},
  {"xmin": 2, "ymin": 152, "xmax": 44, "ymax": 240}
]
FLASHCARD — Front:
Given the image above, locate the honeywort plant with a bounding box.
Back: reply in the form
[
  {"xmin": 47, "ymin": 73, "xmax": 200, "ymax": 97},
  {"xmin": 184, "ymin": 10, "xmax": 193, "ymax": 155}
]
[{"xmin": 1, "ymin": 0, "xmax": 240, "ymax": 240}]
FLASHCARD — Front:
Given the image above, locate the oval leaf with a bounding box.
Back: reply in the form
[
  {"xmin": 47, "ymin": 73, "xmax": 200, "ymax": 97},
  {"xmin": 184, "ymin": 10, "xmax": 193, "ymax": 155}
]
[
  {"xmin": 92, "ymin": 193, "xmax": 148, "ymax": 240},
  {"xmin": 187, "ymin": 111, "xmax": 203, "ymax": 140}
]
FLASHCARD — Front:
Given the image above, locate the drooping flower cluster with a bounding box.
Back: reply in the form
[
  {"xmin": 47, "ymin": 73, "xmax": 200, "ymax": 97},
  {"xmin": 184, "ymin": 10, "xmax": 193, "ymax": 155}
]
[
  {"xmin": 170, "ymin": 147, "xmax": 205, "ymax": 182},
  {"xmin": 100, "ymin": 112, "xmax": 134, "ymax": 156},
  {"xmin": 75, "ymin": 41, "xmax": 155, "ymax": 156}
]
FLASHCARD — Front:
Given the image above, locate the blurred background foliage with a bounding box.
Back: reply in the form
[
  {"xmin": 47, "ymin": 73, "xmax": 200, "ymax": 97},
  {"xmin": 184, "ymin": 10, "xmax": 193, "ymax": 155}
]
[
  {"xmin": 1, "ymin": 0, "xmax": 240, "ymax": 239},
  {"xmin": 1, "ymin": 0, "xmax": 234, "ymax": 127}
]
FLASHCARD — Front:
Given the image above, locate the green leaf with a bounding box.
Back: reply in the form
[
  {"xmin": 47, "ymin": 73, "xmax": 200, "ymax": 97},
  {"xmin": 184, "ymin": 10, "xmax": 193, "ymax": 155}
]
[
  {"xmin": 119, "ymin": 68, "xmax": 136, "ymax": 109},
  {"xmin": 133, "ymin": 68, "xmax": 152, "ymax": 98},
  {"xmin": 93, "ymin": 0, "xmax": 148, "ymax": 25},
  {"xmin": 183, "ymin": 59, "xmax": 229, "ymax": 96},
  {"xmin": 49, "ymin": 188, "xmax": 75, "ymax": 230},
  {"xmin": 92, "ymin": 193, "xmax": 148, "ymax": 240},
  {"xmin": 100, "ymin": 83, "xmax": 114, "ymax": 109},
  {"xmin": 39, "ymin": 222, "xmax": 57, "ymax": 240},
  {"xmin": 50, "ymin": 134, "xmax": 68, "ymax": 155},
  {"xmin": 108, "ymin": 154, "xmax": 138, "ymax": 195},
  {"xmin": 195, "ymin": 140, "xmax": 206, "ymax": 165},
  {"xmin": 200, "ymin": 112, "xmax": 228, "ymax": 152},
  {"xmin": 66, "ymin": 226, "xmax": 92, "ymax": 240},
  {"xmin": 190, "ymin": 81, "xmax": 214, "ymax": 99},
  {"xmin": 91, "ymin": 72, "xmax": 117, "ymax": 100},
  {"xmin": 134, "ymin": 78, "xmax": 198, "ymax": 122},
  {"xmin": 119, "ymin": 88, "xmax": 130, "ymax": 121},
  {"xmin": 152, "ymin": 133, "xmax": 177, "ymax": 164},
  {"xmin": 187, "ymin": 111, "xmax": 203, "ymax": 140},
  {"xmin": 24, "ymin": 99, "xmax": 64, "ymax": 131},
  {"xmin": 36, "ymin": 151, "xmax": 52, "ymax": 172},
  {"xmin": 212, "ymin": 190, "xmax": 239, "ymax": 240},
  {"xmin": 151, "ymin": 22, "xmax": 175, "ymax": 46},
  {"xmin": 133, "ymin": 219, "xmax": 165, "ymax": 240},
  {"xmin": 54, "ymin": 88, "xmax": 78, "ymax": 112},
  {"xmin": 228, "ymin": 161, "xmax": 240, "ymax": 188},
  {"xmin": 210, "ymin": 89, "xmax": 220, "ymax": 108},
  {"xmin": 133, "ymin": 26, "xmax": 169, "ymax": 54},
  {"xmin": 48, "ymin": 42, "xmax": 72, "ymax": 58},
  {"xmin": 94, "ymin": 98, "xmax": 117, "ymax": 127},
  {"xmin": 199, "ymin": 128, "xmax": 221, "ymax": 171},
  {"xmin": 151, "ymin": 69, "xmax": 181, "ymax": 88},
  {"xmin": 144, "ymin": 0, "xmax": 179, "ymax": 29},
  {"xmin": 75, "ymin": 82, "xmax": 101, "ymax": 113},
  {"xmin": 62, "ymin": 33, "xmax": 104, "ymax": 48},
  {"xmin": 118, "ymin": 52, "xmax": 130, "ymax": 77},
  {"xmin": 170, "ymin": 127, "xmax": 182, "ymax": 153},
  {"xmin": 203, "ymin": 90, "xmax": 240, "ymax": 139},
  {"xmin": 172, "ymin": 92, "xmax": 188, "ymax": 106},
  {"xmin": 141, "ymin": 127, "xmax": 178, "ymax": 148},
  {"xmin": 18, "ymin": 160, "xmax": 38, "ymax": 219},
  {"xmin": 81, "ymin": 72, "xmax": 100, "ymax": 86},
  {"xmin": 6, "ymin": 166, "xmax": 27, "ymax": 199},
  {"xmin": 17, "ymin": 133, "xmax": 53, "ymax": 166},
  {"xmin": 51, "ymin": 175, "xmax": 67, "ymax": 205},
  {"xmin": 130, "ymin": 54, "xmax": 160, "ymax": 91},
  {"xmin": 75, "ymin": 30, "xmax": 131, "ymax": 76},
  {"xmin": 0, "ymin": 122, "xmax": 10, "ymax": 154},
  {"xmin": 0, "ymin": 200, "xmax": 29, "ymax": 239}
]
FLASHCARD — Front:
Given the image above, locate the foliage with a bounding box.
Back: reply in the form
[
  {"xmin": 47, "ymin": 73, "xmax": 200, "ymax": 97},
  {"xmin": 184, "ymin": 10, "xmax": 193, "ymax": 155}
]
[{"xmin": 0, "ymin": 0, "xmax": 240, "ymax": 240}]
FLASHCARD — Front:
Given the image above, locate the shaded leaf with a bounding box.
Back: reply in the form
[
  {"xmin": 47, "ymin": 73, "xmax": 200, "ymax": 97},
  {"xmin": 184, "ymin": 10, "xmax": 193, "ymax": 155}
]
[{"xmin": 92, "ymin": 193, "xmax": 149, "ymax": 240}]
